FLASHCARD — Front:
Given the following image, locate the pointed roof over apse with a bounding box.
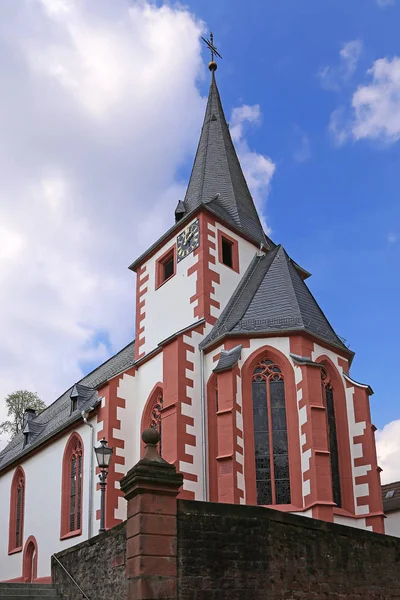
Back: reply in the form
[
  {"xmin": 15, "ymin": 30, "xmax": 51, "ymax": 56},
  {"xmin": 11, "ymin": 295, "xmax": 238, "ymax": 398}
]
[
  {"xmin": 201, "ymin": 245, "xmax": 352, "ymax": 356},
  {"xmin": 182, "ymin": 64, "xmax": 270, "ymax": 248}
]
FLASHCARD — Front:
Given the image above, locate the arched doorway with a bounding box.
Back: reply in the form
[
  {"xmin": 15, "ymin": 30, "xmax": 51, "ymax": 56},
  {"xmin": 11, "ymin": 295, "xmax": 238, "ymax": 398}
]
[{"xmin": 22, "ymin": 536, "xmax": 38, "ymax": 583}]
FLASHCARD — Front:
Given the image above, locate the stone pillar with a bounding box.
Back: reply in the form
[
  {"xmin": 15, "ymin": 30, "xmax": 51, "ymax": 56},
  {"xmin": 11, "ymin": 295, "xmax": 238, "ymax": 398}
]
[{"xmin": 120, "ymin": 429, "xmax": 183, "ymax": 600}]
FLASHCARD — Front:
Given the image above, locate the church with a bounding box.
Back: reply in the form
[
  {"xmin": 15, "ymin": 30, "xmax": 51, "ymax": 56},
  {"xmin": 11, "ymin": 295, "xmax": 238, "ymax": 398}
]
[{"xmin": 0, "ymin": 57, "xmax": 384, "ymax": 583}]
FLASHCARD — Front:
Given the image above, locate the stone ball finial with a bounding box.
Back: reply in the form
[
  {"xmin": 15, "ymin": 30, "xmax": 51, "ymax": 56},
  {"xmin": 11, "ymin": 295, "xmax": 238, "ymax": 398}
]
[
  {"xmin": 142, "ymin": 428, "xmax": 160, "ymax": 446},
  {"xmin": 208, "ymin": 61, "xmax": 218, "ymax": 72}
]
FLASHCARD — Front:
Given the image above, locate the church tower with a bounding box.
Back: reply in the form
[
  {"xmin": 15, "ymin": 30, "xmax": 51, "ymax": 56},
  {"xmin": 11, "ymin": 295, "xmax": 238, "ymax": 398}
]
[{"xmin": 129, "ymin": 58, "xmax": 384, "ymax": 532}]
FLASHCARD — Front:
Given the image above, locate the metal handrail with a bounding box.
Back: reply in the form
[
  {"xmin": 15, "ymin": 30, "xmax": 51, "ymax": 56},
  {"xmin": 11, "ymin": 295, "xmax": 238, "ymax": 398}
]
[{"xmin": 51, "ymin": 554, "xmax": 90, "ymax": 600}]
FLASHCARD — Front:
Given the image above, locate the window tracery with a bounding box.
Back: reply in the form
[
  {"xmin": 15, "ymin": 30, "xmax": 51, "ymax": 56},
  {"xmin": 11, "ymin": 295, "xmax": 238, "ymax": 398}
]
[{"xmin": 252, "ymin": 359, "xmax": 291, "ymax": 505}]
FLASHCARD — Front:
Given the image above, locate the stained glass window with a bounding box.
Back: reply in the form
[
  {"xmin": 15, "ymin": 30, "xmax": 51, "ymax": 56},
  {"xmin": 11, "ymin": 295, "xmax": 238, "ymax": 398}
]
[
  {"xmin": 15, "ymin": 477, "xmax": 24, "ymax": 548},
  {"xmin": 321, "ymin": 369, "xmax": 342, "ymax": 508},
  {"xmin": 69, "ymin": 441, "xmax": 83, "ymax": 532},
  {"xmin": 252, "ymin": 359, "xmax": 291, "ymax": 505}
]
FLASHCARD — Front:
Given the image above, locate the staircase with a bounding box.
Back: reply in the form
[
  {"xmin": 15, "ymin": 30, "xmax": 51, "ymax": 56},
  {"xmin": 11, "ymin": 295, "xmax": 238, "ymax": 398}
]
[{"xmin": 0, "ymin": 584, "xmax": 62, "ymax": 600}]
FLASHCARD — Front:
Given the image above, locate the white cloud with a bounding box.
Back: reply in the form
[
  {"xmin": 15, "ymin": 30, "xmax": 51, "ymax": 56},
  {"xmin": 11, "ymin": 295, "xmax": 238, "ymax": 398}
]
[
  {"xmin": 318, "ymin": 40, "xmax": 363, "ymax": 92},
  {"xmin": 387, "ymin": 232, "xmax": 398, "ymax": 243},
  {"xmin": 376, "ymin": 420, "xmax": 400, "ymax": 484},
  {"xmin": 330, "ymin": 57, "xmax": 400, "ymax": 144},
  {"xmin": 230, "ymin": 105, "xmax": 276, "ymax": 233},
  {"xmin": 293, "ymin": 127, "xmax": 311, "ymax": 163},
  {"xmin": 0, "ymin": 1, "xmax": 274, "ymax": 448},
  {"xmin": 376, "ymin": 0, "xmax": 395, "ymax": 6}
]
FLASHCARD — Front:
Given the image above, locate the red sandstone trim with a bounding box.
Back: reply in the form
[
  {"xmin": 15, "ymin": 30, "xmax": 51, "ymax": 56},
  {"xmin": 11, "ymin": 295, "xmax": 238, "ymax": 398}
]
[
  {"xmin": 135, "ymin": 266, "xmax": 148, "ymax": 361},
  {"xmin": 8, "ymin": 465, "xmax": 25, "ymax": 555},
  {"xmin": 316, "ymin": 355, "xmax": 355, "ymax": 515},
  {"xmin": 60, "ymin": 432, "xmax": 84, "ymax": 539},
  {"xmin": 348, "ymin": 380, "xmax": 384, "ymax": 533},
  {"xmin": 140, "ymin": 382, "xmax": 164, "ymax": 457},
  {"xmin": 96, "ymin": 377, "xmax": 127, "ymax": 529},
  {"xmin": 130, "ymin": 205, "xmax": 260, "ymax": 273},
  {"xmin": 188, "ymin": 213, "xmax": 220, "ymax": 325},
  {"xmin": 217, "ymin": 229, "xmax": 239, "ymax": 273},
  {"xmin": 155, "ymin": 245, "xmax": 176, "ymax": 290},
  {"xmin": 241, "ymin": 344, "xmax": 303, "ymax": 509},
  {"xmin": 22, "ymin": 536, "xmax": 38, "ymax": 583},
  {"xmin": 207, "ymin": 373, "xmax": 218, "ymax": 502},
  {"xmin": 204, "ymin": 330, "xmax": 354, "ymax": 360}
]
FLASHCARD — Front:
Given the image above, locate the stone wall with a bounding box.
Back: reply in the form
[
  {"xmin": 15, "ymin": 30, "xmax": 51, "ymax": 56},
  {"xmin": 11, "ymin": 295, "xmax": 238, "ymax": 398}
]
[
  {"xmin": 177, "ymin": 500, "xmax": 400, "ymax": 600},
  {"xmin": 52, "ymin": 521, "xmax": 126, "ymax": 600}
]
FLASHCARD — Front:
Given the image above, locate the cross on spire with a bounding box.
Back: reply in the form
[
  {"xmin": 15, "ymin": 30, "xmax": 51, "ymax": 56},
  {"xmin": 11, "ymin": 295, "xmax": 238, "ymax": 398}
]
[{"xmin": 201, "ymin": 31, "xmax": 222, "ymax": 69}]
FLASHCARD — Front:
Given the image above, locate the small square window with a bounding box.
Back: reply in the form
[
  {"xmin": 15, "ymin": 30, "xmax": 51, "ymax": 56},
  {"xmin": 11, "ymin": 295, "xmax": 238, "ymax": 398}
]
[
  {"xmin": 218, "ymin": 230, "xmax": 239, "ymax": 272},
  {"xmin": 221, "ymin": 237, "xmax": 233, "ymax": 268},
  {"xmin": 156, "ymin": 247, "xmax": 176, "ymax": 289},
  {"xmin": 386, "ymin": 490, "xmax": 395, "ymax": 499},
  {"xmin": 163, "ymin": 256, "xmax": 174, "ymax": 281}
]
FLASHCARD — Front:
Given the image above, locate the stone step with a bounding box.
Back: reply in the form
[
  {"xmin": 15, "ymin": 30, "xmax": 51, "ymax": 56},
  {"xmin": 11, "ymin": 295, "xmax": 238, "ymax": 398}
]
[{"xmin": 0, "ymin": 584, "xmax": 61, "ymax": 600}]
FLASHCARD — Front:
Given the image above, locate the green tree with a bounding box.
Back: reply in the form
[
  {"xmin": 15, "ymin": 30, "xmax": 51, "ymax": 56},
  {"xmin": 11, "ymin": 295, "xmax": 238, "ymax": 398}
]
[{"xmin": 0, "ymin": 391, "xmax": 46, "ymax": 440}]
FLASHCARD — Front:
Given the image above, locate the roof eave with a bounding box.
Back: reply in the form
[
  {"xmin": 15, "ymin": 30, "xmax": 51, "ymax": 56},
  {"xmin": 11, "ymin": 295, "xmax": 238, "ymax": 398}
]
[{"xmin": 201, "ymin": 328, "xmax": 354, "ymax": 358}]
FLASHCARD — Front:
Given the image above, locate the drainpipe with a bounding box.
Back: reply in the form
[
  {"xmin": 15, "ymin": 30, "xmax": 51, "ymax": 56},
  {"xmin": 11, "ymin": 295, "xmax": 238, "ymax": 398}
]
[
  {"xmin": 81, "ymin": 408, "xmax": 95, "ymax": 540},
  {"xmin": 200, "ymin": 348, "xmax": 208, "ymax": 501}
]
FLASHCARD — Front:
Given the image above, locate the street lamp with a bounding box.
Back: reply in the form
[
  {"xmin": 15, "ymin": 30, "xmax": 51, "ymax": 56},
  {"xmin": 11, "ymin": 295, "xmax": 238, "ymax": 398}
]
[{"xmin": 94, "ymin": 438, "xmax": 113, "ymax": 534}]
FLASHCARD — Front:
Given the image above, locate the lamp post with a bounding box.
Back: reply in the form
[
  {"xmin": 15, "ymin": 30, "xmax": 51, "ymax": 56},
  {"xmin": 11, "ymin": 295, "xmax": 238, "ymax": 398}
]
[{"xmin": 94, "ymin": 438, "xmax": 113, "ymax": 534}]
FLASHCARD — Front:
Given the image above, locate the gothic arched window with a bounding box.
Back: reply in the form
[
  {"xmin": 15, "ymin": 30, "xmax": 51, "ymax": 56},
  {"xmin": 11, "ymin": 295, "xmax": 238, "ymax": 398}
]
[
  {"xmin": 61, "ymin": 433, "xmax": 83, "ymax": 538},
  {"xmin": 9, "ymin": 466, "xmax": 25, "ymax": 554},
  {"xmin": 321, "ymin": 368, "xmax": 341, "ymax": 507},
  {"xmin": 252, "ymin": 359, "xmax": 291, "ymax": 505},
  {"xmin": 149, "ymin": 393, "xmax": 163, "ymax": 456}
]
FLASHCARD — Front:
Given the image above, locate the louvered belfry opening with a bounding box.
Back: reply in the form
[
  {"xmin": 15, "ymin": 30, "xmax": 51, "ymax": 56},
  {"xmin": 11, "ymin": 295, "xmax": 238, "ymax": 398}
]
[{"xmin": 252, "ymin": 359, "xmax": 291, "ymax": 506}]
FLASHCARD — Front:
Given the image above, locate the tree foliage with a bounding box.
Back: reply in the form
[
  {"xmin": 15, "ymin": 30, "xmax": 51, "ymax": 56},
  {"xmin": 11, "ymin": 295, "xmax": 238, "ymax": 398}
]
[{"xmin": 0, "ymin": 390, "xmax": 46, "ymax": 440}]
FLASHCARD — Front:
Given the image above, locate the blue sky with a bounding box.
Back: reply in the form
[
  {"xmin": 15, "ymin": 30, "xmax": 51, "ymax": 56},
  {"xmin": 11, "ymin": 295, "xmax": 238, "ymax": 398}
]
[
  {"xmin": 0, "ymin": 0, "xmax": 398, "ymax": 476},
  {"xmin": 179, "ymin": 0, "xmax": 400, "ymax": 429}
]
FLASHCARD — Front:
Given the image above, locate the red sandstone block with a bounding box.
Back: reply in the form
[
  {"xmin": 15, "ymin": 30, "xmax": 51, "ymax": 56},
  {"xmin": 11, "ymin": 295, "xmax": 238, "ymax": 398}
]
[
  {"xmin": 128, "ymin": 577, "xmax": 177, "ymax": 600},
  {"xmin": 127, "ymin": 494, "xmax": 177, "ymax": 519},
  {"xmin": 127, "ymin": 555, "xmax": 176, "ymax": 578},
  {"xmin": 126, "ymin": 533, "xmax": 176, "ymax": 558},
  {"xmin": 127, "ymin": 514, "xmax": 176, "ymax": 538}
]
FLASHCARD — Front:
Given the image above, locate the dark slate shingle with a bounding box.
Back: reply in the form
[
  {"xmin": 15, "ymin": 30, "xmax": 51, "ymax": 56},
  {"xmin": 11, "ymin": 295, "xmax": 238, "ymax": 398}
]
[
  {"xmin": 201, "ymin": 246, "xmax": 348, "ymax": 353},
  {"xmin": 183, "ymin": 71, "xmax": 268, "ymax": 247},
  {"xmin": 0, "ymin": 341, "xmax": 135, "ymax": 472}
]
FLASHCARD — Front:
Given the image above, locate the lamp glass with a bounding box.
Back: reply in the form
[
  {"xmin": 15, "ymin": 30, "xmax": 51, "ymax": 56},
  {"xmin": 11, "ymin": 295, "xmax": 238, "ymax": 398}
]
[{"xmin": 94, "ymin": 439, "xmax": 113, "ymax": 470}]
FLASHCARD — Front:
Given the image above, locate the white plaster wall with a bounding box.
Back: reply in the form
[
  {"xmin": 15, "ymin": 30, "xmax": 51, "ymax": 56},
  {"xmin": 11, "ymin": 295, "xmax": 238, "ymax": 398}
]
[
  {"xmin": 180, "ymin": 330, "xmax": 204, "ymax": 500},
  {"xmin": 312, "ymin": 344, "xmax": 371, "ymax": 516},
  {"xmin": 113, "ymin": 350, "xmax": 164, "ymax": 521},
  {"xmin": 208, "ymin": 222, "xmax": 257, "ymax": 319},
  {"xmin": 0, "ymin": 469, "xmax": 22, "ymax": 580},
  {"xmin": 384, "ymin": 511, "xmax": 400, "ymax": 537},
  {"xmin": 141, "ymin": 218, "xmax": 199, "ymax": 355},
  {"xmin": 0, "ymin": 422, "xmax": 96, "ymax": 581},
  {"xmin": 334, "ymin": 515, "xmax": 372, "ymax": 531}
]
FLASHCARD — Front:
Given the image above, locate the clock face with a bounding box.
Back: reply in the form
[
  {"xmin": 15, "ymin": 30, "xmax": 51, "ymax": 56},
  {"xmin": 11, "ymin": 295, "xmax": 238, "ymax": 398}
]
[{"xmin": 177, "ymin": 219, "xmax": 200, "ymax": 262}]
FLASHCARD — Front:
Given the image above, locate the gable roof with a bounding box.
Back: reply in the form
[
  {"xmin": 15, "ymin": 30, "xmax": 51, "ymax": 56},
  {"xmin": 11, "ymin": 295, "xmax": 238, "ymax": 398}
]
[
  {"xmin": 182, "ymin": 71, "xmax": 269, "ymax": 247},
  {"xmin": 201, "ymin": 246, "xmax": 349, "ymax": 354},
  {"xmin": 382, "ymin": 481, "xmax": 400, "ymax": 513},
  {"xmin": 0, "ymin": 341, "xmax": 135, "ymax": 473}
]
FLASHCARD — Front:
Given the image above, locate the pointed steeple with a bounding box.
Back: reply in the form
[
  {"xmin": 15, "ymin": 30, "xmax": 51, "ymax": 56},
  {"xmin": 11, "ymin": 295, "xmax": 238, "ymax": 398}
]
[{"xmin": 183, "ymin": 68, "xmax": 268, "ymax": 247}]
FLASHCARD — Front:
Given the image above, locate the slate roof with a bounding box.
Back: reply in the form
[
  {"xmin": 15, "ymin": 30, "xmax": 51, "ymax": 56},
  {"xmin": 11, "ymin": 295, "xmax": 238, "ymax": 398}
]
[
  {"xmin": 0, "ymin": 341, "xmax": 135, "ymax": 473},
  {"xmin": 382, "ymin": 481, "xmax": 400, "ymax": 513},
  {"xmin": 182, "ymin": 71, "xmax": 269, "ymax": 248},
  {"xmin": 213, "ymin": 344, "xmax": 242, "ymax": 373},
  {"xmin": 201, "ymin": 245, "xmax": 349, "ymax": 353}
]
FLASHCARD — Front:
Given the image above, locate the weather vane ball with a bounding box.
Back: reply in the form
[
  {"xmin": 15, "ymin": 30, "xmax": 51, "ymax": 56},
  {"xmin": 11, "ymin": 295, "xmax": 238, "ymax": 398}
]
[{"xmin": 201, "ymin": 31, "xmax": 223, "ymax": 71}]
